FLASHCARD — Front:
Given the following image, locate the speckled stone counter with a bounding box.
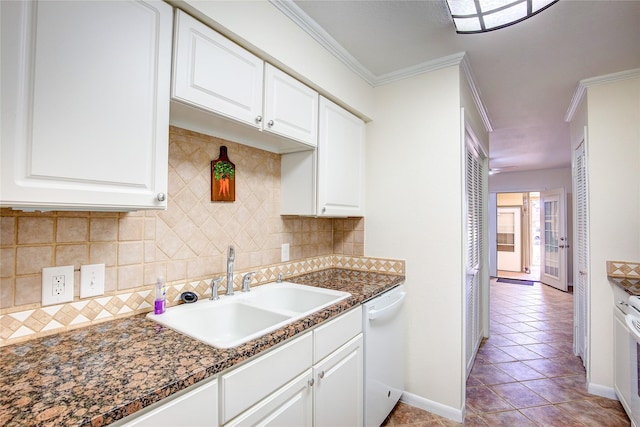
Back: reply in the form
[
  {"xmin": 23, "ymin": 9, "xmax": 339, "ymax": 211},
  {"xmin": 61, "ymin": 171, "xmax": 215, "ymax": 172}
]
[{"xmin": 0, "ymin": 268, "xmax": 404, "ymax": 427}]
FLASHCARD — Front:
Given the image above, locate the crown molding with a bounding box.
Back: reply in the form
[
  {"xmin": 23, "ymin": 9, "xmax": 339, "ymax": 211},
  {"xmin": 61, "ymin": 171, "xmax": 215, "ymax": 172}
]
[
  {"xmin": 373, "ymin": 52, "xmax": 460, "ymax": 85},
  {"xmin": 460, "ymin": 54, "xmax": 493, "ymax": 133},
  {"xmin": 270, "ymin": 0, "xmax": 492, "ymax": 131},
  {"xmin": 565, "ymin": 68, "xmax": 640, "ymax": 122},
  {"xmin": 270, "ymin": 0, "xmax": 377, "ymax": 86}
]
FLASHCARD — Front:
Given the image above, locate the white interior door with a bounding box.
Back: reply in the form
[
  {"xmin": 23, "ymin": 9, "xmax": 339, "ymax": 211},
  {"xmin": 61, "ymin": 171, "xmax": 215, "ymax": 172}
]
[
  {"xmin": 464, "ymin": 130, "xmax": 486, "ymax": 377},
  {"xmin": 540, "ymin": 188, "xmax": 568, "ymax": 291},
  {"xmin": 573, "ymin": 139, "xmax": 588, "ymax": 364},
  {"xmin": 497, "ymin": 207, "xmax": 522, "ymax": 272}
]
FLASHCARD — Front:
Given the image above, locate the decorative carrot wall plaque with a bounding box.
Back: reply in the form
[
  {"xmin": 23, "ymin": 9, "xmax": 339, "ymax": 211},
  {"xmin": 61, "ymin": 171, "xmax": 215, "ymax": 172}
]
[{"xmin": 211, "ymin": 146, "xmax": 235, "ymax": 202}]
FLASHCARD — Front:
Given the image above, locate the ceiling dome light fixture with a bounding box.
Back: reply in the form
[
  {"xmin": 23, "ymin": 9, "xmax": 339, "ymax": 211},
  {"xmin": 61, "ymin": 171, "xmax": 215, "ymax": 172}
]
[{"xmin": 446, "ymin": 0, "xmax": 559, "ymax": 34}]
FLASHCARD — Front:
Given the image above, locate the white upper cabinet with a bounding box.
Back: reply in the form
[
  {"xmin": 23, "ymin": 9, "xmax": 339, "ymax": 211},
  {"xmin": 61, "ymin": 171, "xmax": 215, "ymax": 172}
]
[
  {"xmin": 281, "ymin": 97, "xmax": 365, "ymax": 217},
  {"xmin": 172, "ymin": 9, "xmax": 264, "ymax": 129},
  {"xmin": 171, "ymin": 10, "xmax": 318, "ymax": 153},
  {"xmin": 317, "ymin": 97, "xmax": 365, "ymax": 217},
  {"xmin": 264, "ymin": 64, "xmax": 319, "ymax": 147},
  {"xmin": 0, "ymin": 0, "xmax": 172, "ymax": 211}
]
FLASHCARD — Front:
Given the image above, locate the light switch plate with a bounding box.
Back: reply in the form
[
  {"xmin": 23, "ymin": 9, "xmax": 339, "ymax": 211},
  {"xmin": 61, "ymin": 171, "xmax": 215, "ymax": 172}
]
[
  {"xmin": 42, "ymin": 265, "xmax": 74, "ymax": 306},
  {"xmin": 281, "ymin": 243, "xmax": 290, "ymax": 262},
  {"xmin": 80, "ymin": 263, "xmax": 105, "ymax": 298}
]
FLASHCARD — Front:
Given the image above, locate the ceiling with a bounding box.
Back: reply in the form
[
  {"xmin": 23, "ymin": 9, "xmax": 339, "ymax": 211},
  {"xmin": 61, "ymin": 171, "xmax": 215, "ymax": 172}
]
[{"xmin": 278, "ymin": 0, "xmax": 640, "ymax": 173}]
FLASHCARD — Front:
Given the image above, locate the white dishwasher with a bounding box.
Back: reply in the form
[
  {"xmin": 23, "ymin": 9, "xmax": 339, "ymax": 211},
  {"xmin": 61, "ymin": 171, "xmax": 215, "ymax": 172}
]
[{"xmin": 363, "ymin": 284, "xmax": 406, "ymax": 427}]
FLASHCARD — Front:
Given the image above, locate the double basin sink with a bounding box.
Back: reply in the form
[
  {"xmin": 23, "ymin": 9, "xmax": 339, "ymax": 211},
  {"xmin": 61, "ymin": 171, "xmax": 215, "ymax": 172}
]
[{"xmin": 147, "ymin": 281, "xmax": 351, "ymax": 348}]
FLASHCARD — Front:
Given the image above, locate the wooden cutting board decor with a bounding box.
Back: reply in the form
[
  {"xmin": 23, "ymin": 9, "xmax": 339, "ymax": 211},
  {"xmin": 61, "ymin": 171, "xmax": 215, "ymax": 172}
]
[{"xmin": 211, "ymin": 145, "xmax": 235, "ymax": 202}]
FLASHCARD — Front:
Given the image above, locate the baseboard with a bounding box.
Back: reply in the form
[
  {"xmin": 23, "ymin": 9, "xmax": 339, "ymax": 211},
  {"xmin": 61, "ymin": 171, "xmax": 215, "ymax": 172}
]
[
  {"xmin": 587, "ymin": 381, "xmax": 618, "ymax": 400},
  {"xmin": 400, "ymin": 391, "xmax": 464, "ymax": 423}
]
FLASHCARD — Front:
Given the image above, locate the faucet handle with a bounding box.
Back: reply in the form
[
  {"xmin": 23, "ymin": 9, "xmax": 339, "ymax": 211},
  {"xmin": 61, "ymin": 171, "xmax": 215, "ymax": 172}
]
[
  {"xmin": 276, "ymin": 272, "xmax": 288, "ymax": 283},
  {"xmin": 242, "ymin": 272, "xmax": 257, "ymax": 292},
  {"xmin": 210, "ymin": 276, "xmax": 223, "ymax": 301}
]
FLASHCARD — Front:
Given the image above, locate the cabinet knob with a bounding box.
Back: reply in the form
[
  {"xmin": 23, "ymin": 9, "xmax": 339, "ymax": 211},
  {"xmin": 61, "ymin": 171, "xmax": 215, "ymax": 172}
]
[
  {"xmin": 308, "ymin": 378, "xmax": 314, "ymax": 387},
  {"xmin": 318, "ymin": 370, "xmax": 325, "ymax": 379},
  {"xmin": 267, "ymin": 120, "xmax": 274, "ymax": 127},
  {"xmin": 256, "ymin": 115, "xmax": 262, "ymax": 124},
  {"xmin": 157, "ymin": 193, "xmax": 166, "ymax": 202}
]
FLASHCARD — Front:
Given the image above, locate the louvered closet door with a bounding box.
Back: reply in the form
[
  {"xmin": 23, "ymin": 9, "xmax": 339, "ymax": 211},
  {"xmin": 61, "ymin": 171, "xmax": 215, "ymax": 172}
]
[
  {"xmin": 465, "ymin": 137, "xmax": 485, "ymax": 376},
  {"xmin": 574, "ymin": 140, "xmax": 588, "ymax": 366}
]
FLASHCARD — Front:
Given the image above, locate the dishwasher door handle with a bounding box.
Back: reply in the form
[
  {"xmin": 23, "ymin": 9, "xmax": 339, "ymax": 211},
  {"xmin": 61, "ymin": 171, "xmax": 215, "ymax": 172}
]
[{"xmin": 368, "ymin": 292, "xmax": 406, "ymax": 321}]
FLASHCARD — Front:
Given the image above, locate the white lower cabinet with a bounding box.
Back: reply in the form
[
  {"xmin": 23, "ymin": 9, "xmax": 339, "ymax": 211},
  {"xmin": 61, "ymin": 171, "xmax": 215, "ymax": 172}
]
[
  {"xmin": 220, "ymin": 332, "xmax": 313, "ymax": 424},
  {"xmin": 113, "ymin": 377, "xmax": 218, "ymax": 426},
  {"xmin": 313, "ymin": 334, "xmax": 364, "ymax": 427},
  {"xmin": 227, "ymin": 306, "xmax": 363, "ymax": 427},
  {"xmin": 614, "ymin": 307, "xmax": 632, "ymax": 413},
  {"xmin": 117, "ymin": 308, "xmax": 363, "ymax": 427}
]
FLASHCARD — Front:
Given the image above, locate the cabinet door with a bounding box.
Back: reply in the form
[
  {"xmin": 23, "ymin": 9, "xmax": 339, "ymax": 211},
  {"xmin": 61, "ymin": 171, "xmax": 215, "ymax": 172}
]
[
  {"xmin": 281, "ymin": 151, "xmax": 317, "ymax": 216},
  {"xmin": 115, "ymin": 377, "xmax": 217, "ymax": 426},
  {"xmin": 614, "ymin": 311, "xmax": 632, "ymax": 412},
  {"xmin": 317, "ymin": 97, "xmax": 365, "ymax": 217},
  {"xmin": 225, "ymin": 370, "xmax": 313, "ymax": 427},
  {"xmin": 220, "ymin": 332, "xmax": 313, "ymax": 424},
  {"xmin": 264, "ymin": 64, "xmax": 318, "ymax": 147},
  {"xmin": 1, "ymin": 0, "xmax": 171, "ymax": 211},
  {"xmin": 172, "ymin": 10, "xmax": 264, "ymax": 129},
  {"xmin": 314, "ymin": 334, "xmax": 364, "ymax": 427}
]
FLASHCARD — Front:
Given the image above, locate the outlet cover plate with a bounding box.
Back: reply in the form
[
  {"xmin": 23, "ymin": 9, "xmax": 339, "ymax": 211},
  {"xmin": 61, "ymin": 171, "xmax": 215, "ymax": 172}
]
[
  {"xmin": 80, "ymin": 263, "xmax": 105, "ymax": 298},
  {"xmin": 42, "ymin": 265, "xmax": 74, "ymax": 306},
  {"xmin": 281, "ymin": 243, "xmax": 290, "ymax": 262}
]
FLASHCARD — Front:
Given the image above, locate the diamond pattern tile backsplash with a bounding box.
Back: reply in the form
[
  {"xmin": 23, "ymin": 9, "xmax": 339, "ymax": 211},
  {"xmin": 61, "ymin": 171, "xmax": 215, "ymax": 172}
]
[
  {"xmin": 0, "ymin": 127, "xmax": 396, "ymax": 346},
  {"xmin": 607, "ymin": 260, "xmax": 640, "ymax": 294}
]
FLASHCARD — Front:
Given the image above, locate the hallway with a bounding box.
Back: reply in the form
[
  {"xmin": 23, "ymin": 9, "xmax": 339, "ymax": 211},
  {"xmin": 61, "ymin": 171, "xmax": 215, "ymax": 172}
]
[{"xmin": 383, "ymin": 279, "xmax": 630, "ymax": 426}]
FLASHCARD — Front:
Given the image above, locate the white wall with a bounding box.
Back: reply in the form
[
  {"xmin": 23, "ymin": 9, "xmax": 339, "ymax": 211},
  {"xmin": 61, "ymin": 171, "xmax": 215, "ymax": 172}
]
[
  {"xmin": 489, "ymin": 168, "xmax": 572, "ymax": 193},
  {"xmin": 577, "ymin": 75, "xmax": 640, "ymax": 392},
  {"xmin": 177, "ymin": 0, "xmax": 375, "ymax": 120},
  {"xmin": 365, "ymin": 66, "xmax": 465, "ymax": 416}
]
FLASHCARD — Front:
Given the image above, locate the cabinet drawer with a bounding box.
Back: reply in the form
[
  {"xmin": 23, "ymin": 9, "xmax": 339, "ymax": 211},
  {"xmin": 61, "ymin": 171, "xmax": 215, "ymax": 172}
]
[
  {"xmin": 224, "ymin": 369, "xmax": 313, "ymax": 427},
  {"xmin": 314, "ymin": 306, "xmax": 362, "ymax": 363},
  {"xmin": 113, "ymin": 377, "xmax": 217, "ymax": 426},
  {"xmin": 220, "ymin": 332, "xmax": 313, "ymax": 424}
]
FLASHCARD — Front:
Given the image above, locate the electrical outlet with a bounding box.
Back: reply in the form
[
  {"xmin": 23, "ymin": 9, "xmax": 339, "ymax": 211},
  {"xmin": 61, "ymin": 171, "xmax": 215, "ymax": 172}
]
[
  {"xmin": 281, "ymin": 243, "xmax": 290, "ymax": 262},
  {"xmin": 80, "ymin": 263, "xmax": 105, "ymax": 298},
  {"xmin": 52, "ymin": 275, "xmax": 65, "ymax": 295},
  {"xmin": 42, "ymin": 265, "xmax": 74, "ymax": 306}
]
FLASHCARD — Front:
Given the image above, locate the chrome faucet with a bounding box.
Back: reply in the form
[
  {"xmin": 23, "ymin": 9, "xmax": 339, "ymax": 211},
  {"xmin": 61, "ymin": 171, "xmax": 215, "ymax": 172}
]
[
  {"xmin": 242, "ymin": 272, "xmax": 257, "ymax": 292},
  {"xmin": 226, "ymin": 245, "xmax": 235, "ymax": 296}
]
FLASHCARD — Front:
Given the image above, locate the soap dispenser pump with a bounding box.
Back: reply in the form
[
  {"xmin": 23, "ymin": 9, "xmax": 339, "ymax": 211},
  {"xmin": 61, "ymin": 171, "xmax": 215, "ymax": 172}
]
[{"xmin": 154, "ymin": 277, "xmax": 166, "ymax": 315}]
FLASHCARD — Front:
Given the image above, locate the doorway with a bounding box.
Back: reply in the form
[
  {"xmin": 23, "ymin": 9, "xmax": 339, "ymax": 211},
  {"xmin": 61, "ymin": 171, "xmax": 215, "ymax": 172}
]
[
  {"xmin": 495, "ymin": 192, "xmax": 540, "ymax": 282},
  {"xmin": 497, "ymin": 206, "xmax": 522, "ymax": 272}
]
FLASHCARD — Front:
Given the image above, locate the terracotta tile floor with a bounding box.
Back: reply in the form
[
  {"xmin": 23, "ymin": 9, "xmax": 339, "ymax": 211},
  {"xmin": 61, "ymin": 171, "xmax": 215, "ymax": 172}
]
[{"xmin": 382, "ymin": 279, "xmax": 630, "ymax": 426}]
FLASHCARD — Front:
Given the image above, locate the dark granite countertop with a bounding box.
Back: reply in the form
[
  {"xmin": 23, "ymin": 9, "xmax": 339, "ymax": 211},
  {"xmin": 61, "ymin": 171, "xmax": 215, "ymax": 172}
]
[{"xmin": 0, "ymin": 268, "xmax": 404, "ymax": 427}]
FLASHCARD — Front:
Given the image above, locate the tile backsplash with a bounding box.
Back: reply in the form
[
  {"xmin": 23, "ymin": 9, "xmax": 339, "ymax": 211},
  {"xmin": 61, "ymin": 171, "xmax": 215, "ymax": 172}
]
[{"xmin": 0, "ymin": 126, "xmax": 365, "ymax": 314}]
